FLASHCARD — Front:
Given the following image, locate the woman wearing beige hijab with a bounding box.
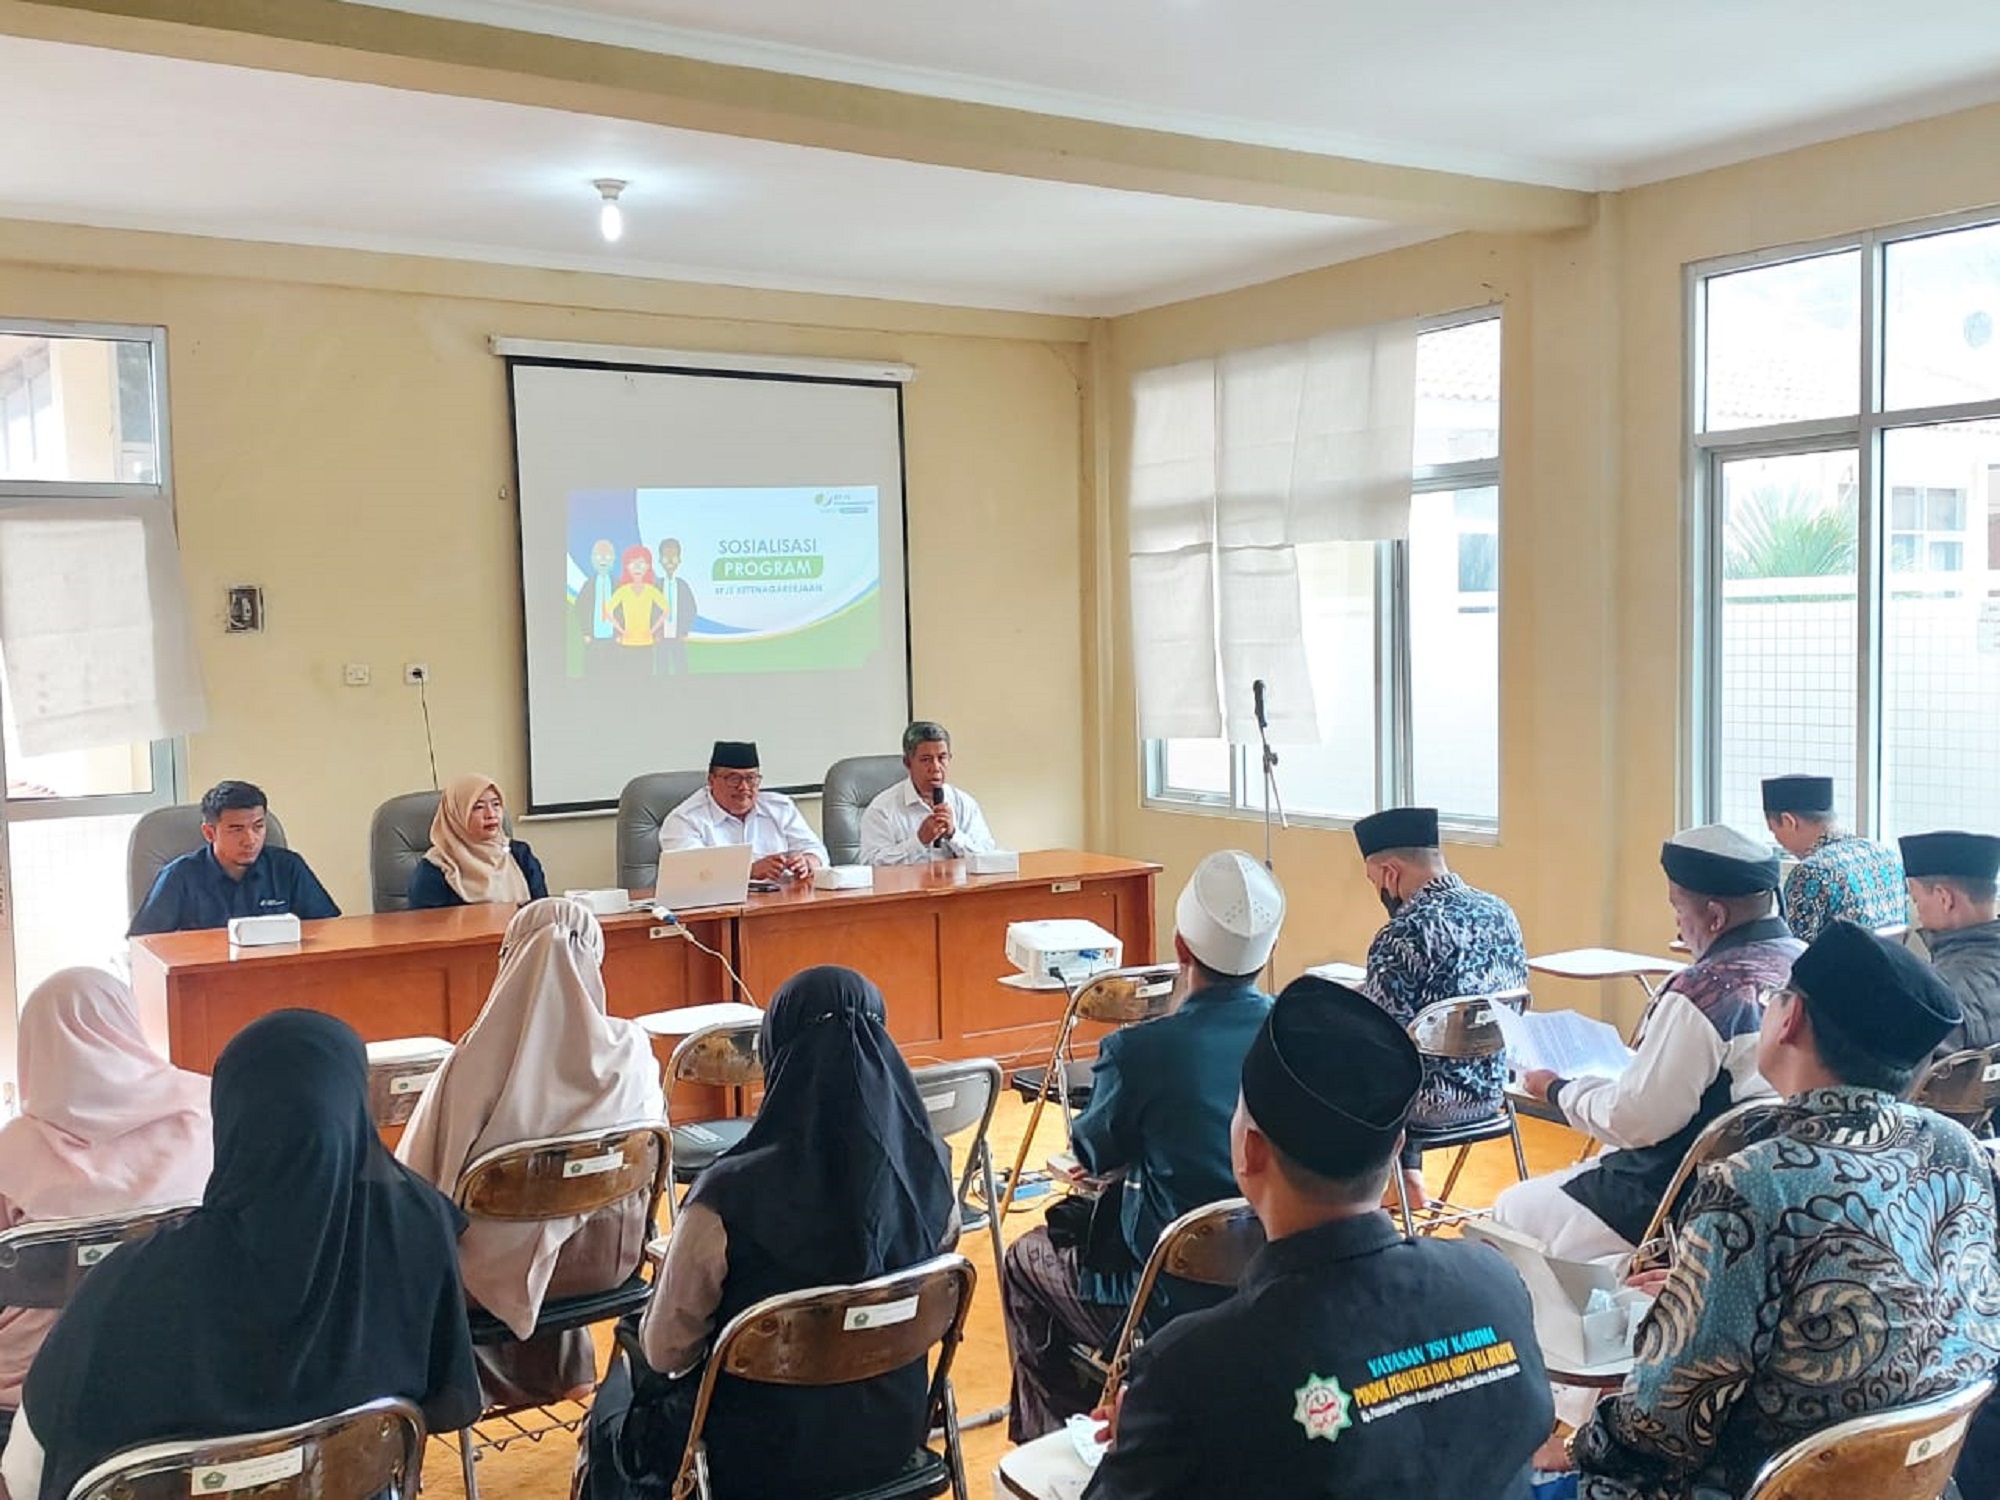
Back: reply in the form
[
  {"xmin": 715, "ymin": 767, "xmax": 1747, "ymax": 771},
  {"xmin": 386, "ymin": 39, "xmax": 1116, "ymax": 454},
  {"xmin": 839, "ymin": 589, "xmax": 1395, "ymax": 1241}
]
[
  {"xmin": 0, "ymin": 969, "xmax": 212, "ymax": 1421},
  {"xmin": 397, "ymin": 898, "xmax": 663, "ymax": 1406},
  {"xmin": 406, "ymin": 773, "xmax": 548, "ymax": 909}
]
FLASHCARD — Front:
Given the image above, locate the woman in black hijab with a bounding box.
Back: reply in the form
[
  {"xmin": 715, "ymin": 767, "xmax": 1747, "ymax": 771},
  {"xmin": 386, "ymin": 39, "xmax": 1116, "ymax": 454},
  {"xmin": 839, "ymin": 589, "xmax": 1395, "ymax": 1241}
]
[
  {"xmin": 586, "ymin": 965, "xmax": 956, "ymax": 1500},
  {"xmin": 3, "ymin": 1011, "xmax": 480, "ymax": 1500}
]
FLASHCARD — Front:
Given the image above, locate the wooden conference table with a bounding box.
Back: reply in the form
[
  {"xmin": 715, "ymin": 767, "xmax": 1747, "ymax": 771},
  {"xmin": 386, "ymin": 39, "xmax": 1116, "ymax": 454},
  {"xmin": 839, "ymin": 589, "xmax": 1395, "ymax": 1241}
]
[{"xmin": 129, "ymin": 850, "xmax": 1159, "ymax": 1075}]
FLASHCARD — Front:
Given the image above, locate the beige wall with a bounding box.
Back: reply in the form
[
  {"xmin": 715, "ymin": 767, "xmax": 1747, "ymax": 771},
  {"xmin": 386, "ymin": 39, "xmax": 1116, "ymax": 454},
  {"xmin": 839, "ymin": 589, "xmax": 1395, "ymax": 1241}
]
[
  {"xmin": 1095, "ymin": 101, "xmax": 2000, "ymax": 1024},
  {"xmin": 0, "ymin": 226, "xmax": 1090, "ymax": 911}
]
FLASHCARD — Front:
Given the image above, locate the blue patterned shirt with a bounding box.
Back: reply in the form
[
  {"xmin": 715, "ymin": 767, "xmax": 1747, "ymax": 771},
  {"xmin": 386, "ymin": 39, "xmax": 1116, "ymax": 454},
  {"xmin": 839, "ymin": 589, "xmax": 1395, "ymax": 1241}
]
[
  {"xmin": 1577, "ymin": 1087, "xmax": 2000, "ymax": 1500},
  {"xmin": 1781, "ymin": 831, "xmax": 1907, "ymax": 943},
  {"xmin": 1362, "ymin": 873, "xmax": 1528, "ymax": 1127}
]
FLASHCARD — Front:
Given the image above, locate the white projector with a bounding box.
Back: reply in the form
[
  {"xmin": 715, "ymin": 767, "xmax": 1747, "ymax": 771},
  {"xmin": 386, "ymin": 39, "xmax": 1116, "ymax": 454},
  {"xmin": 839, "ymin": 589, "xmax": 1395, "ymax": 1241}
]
[
  {"xmin": 1005, "ymin": 919, "xmax": 1122, "ymax": 985},
  {"xmin": 227, "ymin": 913, "xmax": 302, "ymax": 948}
]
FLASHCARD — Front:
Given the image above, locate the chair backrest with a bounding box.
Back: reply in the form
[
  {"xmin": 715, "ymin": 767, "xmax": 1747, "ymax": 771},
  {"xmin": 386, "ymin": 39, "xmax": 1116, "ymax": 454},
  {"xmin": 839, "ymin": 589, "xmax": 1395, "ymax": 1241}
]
[
  {"xmin": 0, "ymin": 1204, "xmax": 200, "ymax": 1311},
  {"xmin": 674, "ymin": 1254, "xmax": 976, "ymax": 1495},
  {"xmin": 616, "ymin": 771, "xmax": 708, "ymax": 891},
  {"xmin": 1073, "ymin": 965, "xmax": 1180, "ymax": 1025},
  {"xmin": 370, "ymin": 791, "xmax": 518, "ymax": 912},
  {"xmin": 1912, "ymin": 1045, "xmax": 2000, "ymax": 1131},
  {"xmin": 669, "ymin": 1021, "xmax": 763, "ymax": 1089},
  {"xmin": 1408, "ymin": 989, "xmax": 1531, "ymax": 1060},
  {"xmin": 820, "ymin": 755, "xmax": 907, "ymax": 866},
  {"xmin": 911, "ymin": 1058, "xmax": 1002, "ymax": 1143},
  {"xmin": 1633, "ymin": 1097, "xmax": 1788, "ymax": 1262},
  {"xmin": 363, "ymin": 1036, "xmax": 454, "ymax": 1129},
  {"xmin": 1101, "ymin": 1198, "xmax": 1264, "ymax": 1401},
  {"xmin": 453, "ymin": 1124, "xmax": 673, "ymax": 1225},
  {"xmin": 126, "ymin": 804, "xmax": 289, "ymax": 919},
  {"xmin": 1744, "ymin": 1379, "xmax": 1991, "ymax": 1500},
  {"xmin": 66, "ymin": 1396, "xmax": 425, "ymax": 1500}
]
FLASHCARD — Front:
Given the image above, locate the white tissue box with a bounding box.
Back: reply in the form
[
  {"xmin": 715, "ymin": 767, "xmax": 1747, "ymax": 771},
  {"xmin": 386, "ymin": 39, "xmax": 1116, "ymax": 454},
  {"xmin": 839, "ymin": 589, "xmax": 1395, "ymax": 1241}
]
[
  {"xmin": 967, "ymin": 849, "xmax": 1020, "ymax": 875},
  {"xmin": 563, "ymin": 888, "xmax": 641, "ymax": 916},
  {"xmin": 227, "ymin": 913, "xmax": 301, "ymax": 948},
  {"xmin": 813, "ymin": 865, "xmax": 874, "ymax": 891}
]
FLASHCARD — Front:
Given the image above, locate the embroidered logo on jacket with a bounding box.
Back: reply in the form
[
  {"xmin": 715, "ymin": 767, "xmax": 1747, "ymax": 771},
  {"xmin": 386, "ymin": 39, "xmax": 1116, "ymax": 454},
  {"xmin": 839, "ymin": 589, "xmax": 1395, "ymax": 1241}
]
[{"xmin": 1292, "ymin": 1374, "xmax": 1353, "ymax": 1442}]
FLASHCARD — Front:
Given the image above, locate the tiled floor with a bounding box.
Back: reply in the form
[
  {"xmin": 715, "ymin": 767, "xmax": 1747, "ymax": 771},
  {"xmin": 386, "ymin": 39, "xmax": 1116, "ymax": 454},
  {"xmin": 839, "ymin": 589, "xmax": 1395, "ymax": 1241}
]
[{"xmin": 436, "ymin": 1093, "xmax": 1583, "ymax": 1500}]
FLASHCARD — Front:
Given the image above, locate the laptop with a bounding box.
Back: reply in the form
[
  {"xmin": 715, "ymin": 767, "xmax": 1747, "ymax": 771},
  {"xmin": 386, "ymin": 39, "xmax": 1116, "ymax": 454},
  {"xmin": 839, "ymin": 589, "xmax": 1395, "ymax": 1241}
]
[{"xmin": 651, "ymin": 844, "xmax": 755, "ymax": 911}]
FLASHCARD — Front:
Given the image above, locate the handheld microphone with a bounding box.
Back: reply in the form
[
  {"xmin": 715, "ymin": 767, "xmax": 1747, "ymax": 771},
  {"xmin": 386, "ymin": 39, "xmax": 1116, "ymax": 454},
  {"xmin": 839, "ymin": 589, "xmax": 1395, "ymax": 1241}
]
[
  {"xmin": 1252, "ymin": 678, "xmax": 1268, "ymax": 731},
  {"xmin": 930, "ymin": 784, "xmax": 947, "ymax": 849}
]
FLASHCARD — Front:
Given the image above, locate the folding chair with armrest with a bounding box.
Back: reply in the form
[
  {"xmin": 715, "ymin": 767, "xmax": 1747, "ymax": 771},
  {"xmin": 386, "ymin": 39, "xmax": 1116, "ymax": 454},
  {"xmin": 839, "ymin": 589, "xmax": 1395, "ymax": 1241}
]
[
  {"xmin": 0, "ymin": 1204, "xmax": 199, "ymax": 1311},
  {"xmin": 447, "ymin": 1123, "xmax": 674, "ymax": 1500},
  {"xmin": 664, "ymin": 1252, "xmax": 978, "ymax": 1500},
  {"xmin": 911, "ymin": 1059, "xmax": 1006, "ymax": 1272},
  {"xmin": 664, "ymin": 1021, "xmax": 763, "ymax": 1218},
  {"xmin": 66, "ymin": 1396, "xmax": 425, "ymax": 1500},
  {"xmin": 1393, "ymin": 989, "xmax": 1532, "ymax": 1238},
  {"xmin": 1628, "ymin": 1097, "xmax": 1787, "ymax": 1272},
  {"xmin": 1742, "ymin": 1378, "xmax": 1991, "ymax": 1500},
  {"xmin": 363, "ymin": 1036, "xmax": 453, "ymax": 1129},
  {"xmin": 1911, "ymin": 1044, "xmax": 2000, "ymax": 1135},
  {"xmin": 1085, "ymin": 1197, "xmax": 1264, "ymax": 1406},
  {"xmin": 1000, "ymin": 965, "xmax": 1177, "ymax": 1218}
]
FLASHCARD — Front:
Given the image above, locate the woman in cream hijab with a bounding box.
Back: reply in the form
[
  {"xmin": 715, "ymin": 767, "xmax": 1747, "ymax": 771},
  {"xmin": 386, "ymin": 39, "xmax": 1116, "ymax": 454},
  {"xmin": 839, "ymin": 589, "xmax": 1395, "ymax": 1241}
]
[
  {"xmin": 0, "ymin": 969, "xmax": 212, "ymax": 1421},
  {"xmin": 397, "ymin": 898, "xmax": 663, "ymax": 1407},
  {"xmin": 407, "ymin": 773, "xmax": 549, "ymax": 909}
]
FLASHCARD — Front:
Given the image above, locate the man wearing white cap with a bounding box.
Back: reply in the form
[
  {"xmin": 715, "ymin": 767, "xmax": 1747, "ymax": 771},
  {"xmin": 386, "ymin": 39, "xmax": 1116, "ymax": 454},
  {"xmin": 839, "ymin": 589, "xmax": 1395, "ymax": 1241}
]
[
  {"xmin": 1001, "ymin": 849, "xmax": 1284, "ymax": 1443},
  {"xmin": 1497, "ymin": 825, "xmax": 1801, "ymax": 1263}
]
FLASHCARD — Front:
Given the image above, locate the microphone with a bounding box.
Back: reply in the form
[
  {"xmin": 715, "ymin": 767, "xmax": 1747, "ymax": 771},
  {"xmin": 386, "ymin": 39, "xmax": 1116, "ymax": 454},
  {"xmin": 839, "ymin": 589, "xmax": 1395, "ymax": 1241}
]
[
  {"xmin": 1252, "ymin": 678, "xmax": 1268, "ymax": 731},
  {"xmin": 930, "ymin": 784, "xmax": 947, "ymax": 849}
]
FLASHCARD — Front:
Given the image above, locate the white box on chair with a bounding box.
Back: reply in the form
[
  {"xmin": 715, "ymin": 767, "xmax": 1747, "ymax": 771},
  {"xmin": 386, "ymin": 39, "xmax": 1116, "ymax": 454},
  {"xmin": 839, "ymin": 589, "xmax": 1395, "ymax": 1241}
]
[{"xmin": 227, "ymin": 913, "xmax": 302, "ymax": 948}]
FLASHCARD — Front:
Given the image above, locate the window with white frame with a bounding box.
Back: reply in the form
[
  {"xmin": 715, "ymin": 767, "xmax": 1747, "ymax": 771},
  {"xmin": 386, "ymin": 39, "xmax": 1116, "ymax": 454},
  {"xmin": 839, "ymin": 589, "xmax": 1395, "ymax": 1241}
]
[
  {"xmin": 1691, "ymin": 214, "xmax": 2000, "ymax": 843},
  {"xmin": 1142, "ymin": 311, "xmax": 1502, "ymax": 828}
]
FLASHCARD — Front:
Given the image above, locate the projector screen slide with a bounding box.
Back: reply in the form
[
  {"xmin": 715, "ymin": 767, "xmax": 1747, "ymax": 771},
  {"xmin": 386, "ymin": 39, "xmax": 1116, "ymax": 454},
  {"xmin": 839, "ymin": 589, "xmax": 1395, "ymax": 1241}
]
[{"xmin": 510, "ymin": 361, "xmax": 911, "ymax": 813}]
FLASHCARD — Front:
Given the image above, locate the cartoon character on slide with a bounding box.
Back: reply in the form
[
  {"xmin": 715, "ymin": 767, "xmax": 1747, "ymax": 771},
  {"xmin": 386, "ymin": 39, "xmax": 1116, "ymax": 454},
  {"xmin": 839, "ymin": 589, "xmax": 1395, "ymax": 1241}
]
[
  {"xmin": 567, "ymin": 538, "xmax": 618, "ymax": 677},
  {"xmin": 605, "ymin": 545, "xmax": 667, "ymax": 649},
  {"xmin": 653, "ymin": 537, "xmax": 699, "ymax": 676}
]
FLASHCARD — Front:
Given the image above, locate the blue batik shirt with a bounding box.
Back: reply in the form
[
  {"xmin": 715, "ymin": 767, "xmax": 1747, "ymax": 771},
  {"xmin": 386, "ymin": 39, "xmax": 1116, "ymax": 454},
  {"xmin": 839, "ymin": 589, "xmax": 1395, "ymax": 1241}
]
[
  {"xmin": 1781, "ymin": 830, "xmax": 1907, "ymax": 943},
  {"xmin": 1362, "ymin": 873, "xmax": 1528, "ymax": 1128},
  {"xmin": 1576, "ymin": 1087, "xmax": 2000, "ymax": 1500}
]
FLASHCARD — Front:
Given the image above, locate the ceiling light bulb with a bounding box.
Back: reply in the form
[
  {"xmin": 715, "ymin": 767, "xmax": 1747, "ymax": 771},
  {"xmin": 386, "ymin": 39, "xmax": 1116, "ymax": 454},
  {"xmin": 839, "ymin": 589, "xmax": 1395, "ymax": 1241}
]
[{"xmin": 593, "ymin": 178, "xmax": 627, "ymax": 244}]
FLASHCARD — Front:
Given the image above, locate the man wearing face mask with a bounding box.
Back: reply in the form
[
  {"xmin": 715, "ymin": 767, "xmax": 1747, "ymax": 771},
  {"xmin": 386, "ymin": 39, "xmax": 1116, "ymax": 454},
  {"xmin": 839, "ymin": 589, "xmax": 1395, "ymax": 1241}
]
[{"xmin": 1352, "ymin": 808, "xmax": 1527, "ymax": 1213}]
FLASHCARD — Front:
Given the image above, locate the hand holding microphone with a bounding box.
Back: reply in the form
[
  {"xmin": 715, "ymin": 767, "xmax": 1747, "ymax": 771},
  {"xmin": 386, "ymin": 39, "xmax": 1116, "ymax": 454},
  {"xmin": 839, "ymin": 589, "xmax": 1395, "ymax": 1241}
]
[{"xmin": 923, "ymin": 784, "xmax": 956, "ymax": 848}]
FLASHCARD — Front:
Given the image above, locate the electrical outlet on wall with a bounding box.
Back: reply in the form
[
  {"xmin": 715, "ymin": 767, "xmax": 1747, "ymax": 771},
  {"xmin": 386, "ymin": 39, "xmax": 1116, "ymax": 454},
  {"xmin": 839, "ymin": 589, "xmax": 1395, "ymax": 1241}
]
[
  {"xmin": 404, "ymin": 663, "xmax": 429, "ymax": 685},
  {"xmin": 343, "ymin": 664, "xmax": 371, "ymax": 687}
]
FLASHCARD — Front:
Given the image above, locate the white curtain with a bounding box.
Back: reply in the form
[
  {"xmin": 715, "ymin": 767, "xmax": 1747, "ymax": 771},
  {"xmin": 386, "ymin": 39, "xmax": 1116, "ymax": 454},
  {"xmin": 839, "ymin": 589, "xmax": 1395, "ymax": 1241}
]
[
  {"xmin": 0, "ymin": 505, "xmax": 207, "ymax": 755},
  {"xmin": 1128, "ymin": 321, "xmax": 1417, "ymax": 743}
]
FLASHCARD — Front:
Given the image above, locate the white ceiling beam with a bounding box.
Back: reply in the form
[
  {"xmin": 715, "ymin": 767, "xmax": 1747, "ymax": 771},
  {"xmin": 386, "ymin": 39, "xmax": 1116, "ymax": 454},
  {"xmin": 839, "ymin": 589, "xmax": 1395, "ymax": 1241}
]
[{"xmin": 0, "ymin": 0, "xmax": 1595, "ymax": 233}]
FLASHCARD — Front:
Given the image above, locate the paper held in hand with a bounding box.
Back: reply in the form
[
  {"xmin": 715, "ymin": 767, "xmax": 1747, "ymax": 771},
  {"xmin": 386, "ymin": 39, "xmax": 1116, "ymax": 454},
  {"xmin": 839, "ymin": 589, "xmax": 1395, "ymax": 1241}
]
[{"xmin": 1494, "ymin": 1006, "xmax": 1634, "ymax": 1080}]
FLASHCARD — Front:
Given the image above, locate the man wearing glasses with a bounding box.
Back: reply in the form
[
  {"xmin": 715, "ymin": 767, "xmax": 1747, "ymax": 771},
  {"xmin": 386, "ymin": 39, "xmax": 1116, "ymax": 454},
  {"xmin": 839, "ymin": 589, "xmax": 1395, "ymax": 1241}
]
[{"xmin": 657, "ymin": 740, "xmax": 827, "ymax": 882}]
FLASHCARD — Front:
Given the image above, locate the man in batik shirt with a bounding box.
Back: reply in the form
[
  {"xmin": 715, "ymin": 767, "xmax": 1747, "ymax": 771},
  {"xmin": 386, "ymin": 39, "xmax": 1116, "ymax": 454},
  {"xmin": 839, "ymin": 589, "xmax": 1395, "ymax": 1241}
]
[
  {"xmin": 1571, "ymin": 922, "xmax": 2000, "ymax": 1500},
  {"xmin": 1352, "ymin": 806, "xmax": 1528, "ymax": 1210},
  {"xmin": 1763, "ymin": 773, "xmax": 1906, "ymax": 942}
]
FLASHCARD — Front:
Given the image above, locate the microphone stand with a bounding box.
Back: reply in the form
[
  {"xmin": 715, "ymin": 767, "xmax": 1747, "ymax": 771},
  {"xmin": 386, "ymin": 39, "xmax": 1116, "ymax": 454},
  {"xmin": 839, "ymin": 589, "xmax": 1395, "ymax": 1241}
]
[{"xmin": 1253, "ymin": 689, "xmax": 1288, "ymax": 873}]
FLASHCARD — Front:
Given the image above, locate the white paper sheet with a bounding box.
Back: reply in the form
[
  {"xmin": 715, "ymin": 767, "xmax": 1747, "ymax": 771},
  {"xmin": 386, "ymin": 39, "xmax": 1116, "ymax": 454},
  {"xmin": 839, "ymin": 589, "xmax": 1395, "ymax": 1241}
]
[{"xmin": 1494, "ymin": 1006, "xmax": 1633, "ymax": 1080}]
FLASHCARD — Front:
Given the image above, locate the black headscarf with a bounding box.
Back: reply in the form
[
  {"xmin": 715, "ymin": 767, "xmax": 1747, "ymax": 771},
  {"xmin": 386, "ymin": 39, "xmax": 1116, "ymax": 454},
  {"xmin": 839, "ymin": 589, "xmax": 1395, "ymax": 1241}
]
[
  {"xmin": 688, "ymin": 966, "xmax": 954, "ymax": 1283},
  {"xmin": 23, "ymin": 1011, "xmax": 480, "ymax": 1500}
]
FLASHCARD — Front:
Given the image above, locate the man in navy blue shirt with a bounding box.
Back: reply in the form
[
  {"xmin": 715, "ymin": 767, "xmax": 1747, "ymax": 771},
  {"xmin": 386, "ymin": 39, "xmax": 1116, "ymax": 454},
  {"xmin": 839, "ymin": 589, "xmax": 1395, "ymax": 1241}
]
[{"xmin": 128, "ymin": 781, "xmax": 340, "ymax": 936}]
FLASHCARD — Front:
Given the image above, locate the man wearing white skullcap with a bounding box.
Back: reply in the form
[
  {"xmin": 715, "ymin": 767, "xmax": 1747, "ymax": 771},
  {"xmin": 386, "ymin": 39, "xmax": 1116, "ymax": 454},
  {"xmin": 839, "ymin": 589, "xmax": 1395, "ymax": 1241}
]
[{"xmin": 1001, "ymin": 850, "xmax": 1284, "ymax": 1443}]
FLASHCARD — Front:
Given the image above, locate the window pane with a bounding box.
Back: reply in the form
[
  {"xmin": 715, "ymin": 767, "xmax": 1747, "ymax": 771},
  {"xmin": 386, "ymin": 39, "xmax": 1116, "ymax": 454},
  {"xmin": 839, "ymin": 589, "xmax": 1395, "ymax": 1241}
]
[
  {"xmin": 1880, "ymin": 422, "xmax": 2000, "ymax": 837},
  {"xmin": 8, "ymin": 813, "xmax": 145, "ymax": 995},
  {"xmin": 1411, "ymin": 487, "xmax": 1499, "ymax": 821},
  {"xmin": 1702, "ymin": 252, "xmax": 1860, "ymax": 432},
  {"xmin": 1414, "ymin": 317, "xmax": 1499, "ymax": 466},
  {"xmin": 1270, "ymin": 542, "xmax": 1379, "ymax": 821},
  {"xmin": 1, "ymin": 672, "xmax": 154, "ymax": 800},
  {"xmin": 0, "ymin": 333, "xmax": 159, "ymax": 483},
  {"xmin": 1883, "ymin": 220, "xmax": 2000, "ymax": 412},
  {"xmin": 1716, "ymin": 450, "xmax": 1859, "ymax": 833},
  {"xmin": 1159, "ymin": 738, "xmax": 1231, "ymax": 798},
  {"xmin": 1929, "ymin": 488, "xmax": 1966, "ymax": 529},
  {"xmin": 1892, "ymin": 486, "xmax": 1921, "ymax": 529}
]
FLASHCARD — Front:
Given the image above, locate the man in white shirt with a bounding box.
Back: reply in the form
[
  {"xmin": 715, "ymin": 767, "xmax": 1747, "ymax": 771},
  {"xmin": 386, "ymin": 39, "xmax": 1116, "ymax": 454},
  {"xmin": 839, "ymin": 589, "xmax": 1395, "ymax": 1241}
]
[
  {"xmin": 657, "ymin": 740, "xmax": 828, "ymax": 882},
  {"xmin": 857, "ymin": 721, "xmax": 998, "ymax": 865}
]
